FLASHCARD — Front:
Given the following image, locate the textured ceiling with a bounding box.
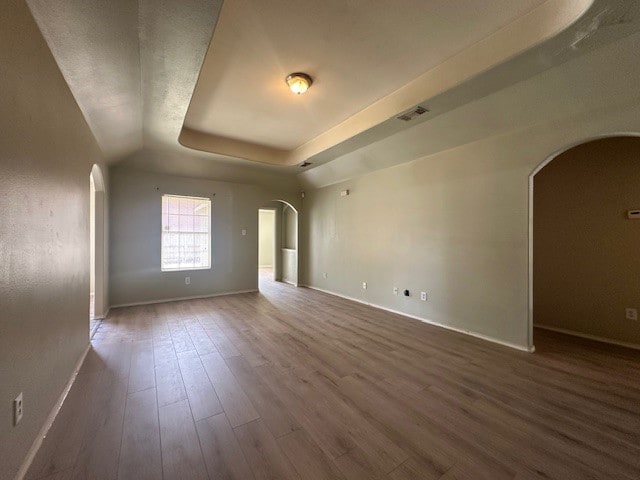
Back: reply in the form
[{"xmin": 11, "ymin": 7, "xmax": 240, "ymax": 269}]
[
  {"xmin": 184, "ymin": 0, "xmax": 547, "ymax": 150},
  {"xmin": 180, "ymin": 0, "xmax": 596, "ymax": 165},
  {"xmin": 300, "ymin": 27, "xmax": 640, "ymax": 188},
  {"xmin": 27, "ymin": 0, "xmax": 222, "ymax": 162},
  {"xmin": 24, "ymin": 0, "xmax": 640, "ymax": 187},
  {"xmin": 28, "ymin": 0, "xmax": 143, "ymax": 161}
]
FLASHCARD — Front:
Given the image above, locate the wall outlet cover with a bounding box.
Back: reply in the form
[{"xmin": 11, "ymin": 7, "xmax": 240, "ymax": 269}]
[
  {"xmin": 420, "ymin": 291, "xmax": 427, "ymax": 301},
  {"xmin": 362, "ymin": 282, "xmax": 367, "ymax": 290},
  {"xmin": 625, "ymin": 308, "xmax": 638, "ymax": 321},
  {"xmin": 393, "ymin": 287, "xmax": 398, "ymax": 295},
  {"xmin": 185, "ymin": 277, "xmax": 191, "ymax": 285},
  {"xmin": 14, "ymin": 392, "xmax": 23, "ymax": 426}
]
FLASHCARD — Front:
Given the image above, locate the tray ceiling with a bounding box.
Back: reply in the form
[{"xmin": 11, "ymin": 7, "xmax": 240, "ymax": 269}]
[
  {"xmin": 28, "ymin": 0, "xmax": 614, "ymax": 174},
  {"xmin": 180, "ymin": 0, "xmax": 592, "ymax": 165}
]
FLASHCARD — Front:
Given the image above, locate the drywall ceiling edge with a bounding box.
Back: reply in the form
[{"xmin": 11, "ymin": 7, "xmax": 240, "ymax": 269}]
[
  {"xmin": 297, "ymin": 28, "xmax": 640, "ymax": 189},
  {"xmin": 115, "ymin": 147, "xmax": 301, "ymax": 192},
  {"xmin": 178, "ymin": 0, "xmax": 593, "ymax": 166}
]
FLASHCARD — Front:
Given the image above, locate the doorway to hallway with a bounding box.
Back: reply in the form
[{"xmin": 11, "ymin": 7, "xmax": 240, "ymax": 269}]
[
  {"xmin": 530, "ymin": 136, "xmax": 640, "ymax": 350},
  {"xmin": 89, "ymin": 172, "xmax": 96, "ymax": 331},
  {"xmin": 257, "ymin": 200, "xmax": 299, "ymax": 290},
  {"xmin": 258, "ymin": 208, "xmax": 276, "ymax": 285},
  {"xmin": 89, "ymin": 164, "xmax": 106, "ymax": 337}
]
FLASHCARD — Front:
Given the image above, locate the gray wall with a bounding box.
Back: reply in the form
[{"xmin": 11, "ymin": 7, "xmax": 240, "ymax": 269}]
[
  {"xmin": 280, "ymin": 204, "xmax": 298, "ymax": 284},
  {"xmin": 302, "ymin": 147, "xmax": 532, "ymax": 348},
  {"xmin": 0, "ymin": 1, "xmax": 104, "ymax": 478},
  {"xmin": 91, "ymin": 165, "xmax": 110, "ymax": 319},
  {"xmin": 283, "ymin": 205, "xmax": 297, "ymax": 249},
  {"xmin": 301, "ymin": 91, "xmax": 640, "ymax": 350},
  {"xmin": 534, "ymin": 137, "xmax": 640, "ymax": 345},
  {"xmin": 97, "ymin": 170, "xmax": 110, "ymax": 317},
  {"xmin": 109, "ymin": 167, "xmax": 297, "ymax": 306}
]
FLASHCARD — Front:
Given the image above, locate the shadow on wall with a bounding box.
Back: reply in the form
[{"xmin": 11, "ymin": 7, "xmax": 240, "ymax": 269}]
[{"xmin": 533, "ymin": 136, "xmax": 640, "ymax": 347}]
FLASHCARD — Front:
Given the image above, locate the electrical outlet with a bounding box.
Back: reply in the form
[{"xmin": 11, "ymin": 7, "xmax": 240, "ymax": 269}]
[
  {"xmin": 14, "ymin": 393, "xmax": 23, "ymax": 426},
  {"xmin": 420, "ymin": 291, "xmax": 427, "ymax": 301},
  {"xmin": 323, "ymin": 272, "xmax": 328, "ymax": 279},
  {"xmin": 393, "ymin": 287, "xmax": 398, "ymax": 295},
  {"xmin": 362, "ymin": 282, "xmax": 367, "ymax": 290},
  {"xmin": 241, "ymin": 229, "xmax": 247, "ymax": 236},
  {"xmin": 185, "ymin": 276, "xmax": 191, "ymax": 285},
  {"xmin": 626, "ymin": 308, "xmax": 638, "ymax": 321}
]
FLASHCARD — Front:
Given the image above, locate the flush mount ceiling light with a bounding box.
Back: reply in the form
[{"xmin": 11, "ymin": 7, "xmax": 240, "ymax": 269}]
[{"xmin": 286, "ymin": 72, "xmax": 313, "ymax": 95}]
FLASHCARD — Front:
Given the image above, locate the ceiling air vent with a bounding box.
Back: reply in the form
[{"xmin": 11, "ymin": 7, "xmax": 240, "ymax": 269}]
[
  {"xmin": 300, "ymin": 161, "xmax": 312, "ymax": 168},
  {"xmin": 396, "ymin": 106, "xmax": 429, "ymax": 122}
]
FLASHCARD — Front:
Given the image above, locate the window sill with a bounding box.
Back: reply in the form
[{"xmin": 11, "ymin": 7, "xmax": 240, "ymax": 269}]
[{"xmin": 161, "ymin": 266, "xmax": 212, "ymax": 272}]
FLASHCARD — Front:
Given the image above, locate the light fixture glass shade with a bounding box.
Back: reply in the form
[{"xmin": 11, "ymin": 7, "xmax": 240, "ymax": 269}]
[{"xmin": 286, "ymin": 73, "xmax": 312, "ymax": 94}]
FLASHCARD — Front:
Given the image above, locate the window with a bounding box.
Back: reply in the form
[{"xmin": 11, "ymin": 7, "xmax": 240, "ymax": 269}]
[{"xmin": 161, "ymin": 194, "xmax": 211, "ymax": 271}]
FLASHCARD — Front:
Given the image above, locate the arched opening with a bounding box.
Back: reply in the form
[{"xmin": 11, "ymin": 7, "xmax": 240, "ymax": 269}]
[
  {"xmin": 89, "ymin": 164, "xmax": 106, "ymax": 336},
  {"xmin": 258, "ymin": 200, "xmax": 299, "ymax": 289},
  {"xmin": 529, "ymin": 135, "xmax": 640, "ymax": 350}
]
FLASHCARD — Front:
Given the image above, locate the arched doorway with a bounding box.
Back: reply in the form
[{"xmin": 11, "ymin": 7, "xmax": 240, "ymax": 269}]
[
  {"xmin": 90, "ymin": 164, "xmax": 107, "ymax": 336},
  {"xmin": 258, "ymin": 200, "xmax": 299, "ymax": 288},
  {"xmin": 529, "ymin": 135, "xmax": 640, "ymax": 350}
]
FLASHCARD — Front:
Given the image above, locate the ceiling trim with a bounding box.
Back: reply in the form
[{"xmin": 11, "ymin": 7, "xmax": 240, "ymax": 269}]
[
  {"xmin": 179, "ymin": 0, "xmax": 594, "ymax": 167},
  {"xmin": 179, "ymin": 126, "xmax": 288, "ymax": 164}
]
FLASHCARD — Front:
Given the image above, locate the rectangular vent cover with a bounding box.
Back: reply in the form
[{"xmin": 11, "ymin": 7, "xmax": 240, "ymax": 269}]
[{"xmin": 397, "ymin": 106, "xmax": 429, "ymax": 122}]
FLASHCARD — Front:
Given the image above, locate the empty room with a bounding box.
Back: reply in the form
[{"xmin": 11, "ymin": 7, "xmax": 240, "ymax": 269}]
[{"xmin": 2, "ymin": 0, "xmax": 640, "ymax": 479}]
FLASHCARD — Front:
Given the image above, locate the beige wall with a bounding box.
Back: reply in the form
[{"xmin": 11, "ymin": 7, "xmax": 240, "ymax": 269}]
[
  {"xmin": 109, "ymin": 167, "xmax": 297, "ymax": 306},
  {"xmin": 534, "ymin": 137, "xmax": 640, "ymax": 345},
  {"xmin": 0, "ymin": 1, "xmax": 105, "ymax": 478},
  {"xmin": 258, "ymin": 209, "xmax": 275, "ymax": 267}
]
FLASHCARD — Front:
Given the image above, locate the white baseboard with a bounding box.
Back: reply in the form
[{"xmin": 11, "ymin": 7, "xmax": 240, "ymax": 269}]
[
  {"xmin": 304, "ymin": 285, "xmax": 534, "ymax": 353},
  {"xmin": 14, "ymin": 344, "xmax": 90, "ymax": 480},
  {"xmin": 535, "ymin": 324, "xmax": 640, "ymax": 351},
  {"xmin": 110, "ymin": 289, "xmax": 258, "ymax": 309}
]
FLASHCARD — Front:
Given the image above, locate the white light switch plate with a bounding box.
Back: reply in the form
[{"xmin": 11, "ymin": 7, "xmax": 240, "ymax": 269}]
[{"xmin": 14, "ymin": 393, "xmax": 23, "ymax": 426}]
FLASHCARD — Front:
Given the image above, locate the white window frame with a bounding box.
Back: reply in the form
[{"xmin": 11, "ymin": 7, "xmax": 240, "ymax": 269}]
[{"xmin": 161, "ymin": 194, "xmax": 212, "ymax": 272}]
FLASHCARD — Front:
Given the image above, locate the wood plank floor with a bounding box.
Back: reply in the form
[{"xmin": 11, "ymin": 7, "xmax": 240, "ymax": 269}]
[{"xmin": 27, "ymin": 272, "xmax": 640, "ymax": 479}]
